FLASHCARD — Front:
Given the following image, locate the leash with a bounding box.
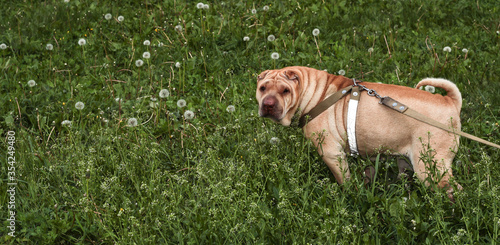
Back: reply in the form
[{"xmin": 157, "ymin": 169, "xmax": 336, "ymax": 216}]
[
  {"xmin": 298, "ymin": 79, "xmax": 500, "ymax": 150},
  {"xmin": 379, "ymin": 96, "xmax": 500, "ymax": 149}
]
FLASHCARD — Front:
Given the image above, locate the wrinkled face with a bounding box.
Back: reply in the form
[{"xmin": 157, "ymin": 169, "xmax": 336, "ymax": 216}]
[{"xmin": 256, "ymin": 68, "xmax": 300, "ymax": 126}]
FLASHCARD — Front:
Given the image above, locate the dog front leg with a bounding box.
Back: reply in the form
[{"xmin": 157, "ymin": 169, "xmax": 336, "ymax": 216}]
[{"xmin": 321, "ymin": 152, "xmax": 351, "ymax": 184}]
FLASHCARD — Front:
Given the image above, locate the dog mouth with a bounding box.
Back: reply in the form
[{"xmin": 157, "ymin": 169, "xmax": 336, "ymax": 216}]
[
  {"xmin": 259, "ymin": 108, "xmax": 283, "ymax": 122},
  {"xmin": 259, "ymin": 95, "xmax": 284, "ymax": 122}
]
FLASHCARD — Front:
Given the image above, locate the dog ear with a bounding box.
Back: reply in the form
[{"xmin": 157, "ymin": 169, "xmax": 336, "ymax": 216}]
[
  {"xmin": 284, "ymin": 70, "xmax": 299, "ymax": 82},
  {"xmin": 257, "ymin": 71, "xmax": 269, "ymax": 81}
]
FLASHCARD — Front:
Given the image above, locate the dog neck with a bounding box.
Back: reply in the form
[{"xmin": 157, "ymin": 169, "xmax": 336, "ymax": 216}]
[{"xmin": 297, "ymin": 72, "xmax": 353, "ymax": 116}]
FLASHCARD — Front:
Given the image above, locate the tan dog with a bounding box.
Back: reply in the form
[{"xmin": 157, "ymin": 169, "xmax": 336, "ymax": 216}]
[{"xmin": 256, "ymin": 66, "xmax": 462, "ymax": 198}]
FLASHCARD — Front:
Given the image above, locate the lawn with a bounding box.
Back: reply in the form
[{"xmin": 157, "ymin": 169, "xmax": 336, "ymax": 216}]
[{"xmin": 1, "ymin": 0, "xmax": 499, "ymax": 244}]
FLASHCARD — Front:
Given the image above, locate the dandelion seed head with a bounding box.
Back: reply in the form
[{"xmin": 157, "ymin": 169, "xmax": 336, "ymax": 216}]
[
  {"xmin": 243, "ymin": 36, "xmax": 250, "ymax": 42},
  {"xmin": 271, "ymin": 52, "xmax": 279, "ymax": 60},
  {"xmin": 425, "ymin": 85, "xmax": 436, "ymax": 93},
  {"xmin": 64, "ymin": 0, "xmax": 69, "ymax": 2},
  {"xmin": 443, "ymin": 46, "xmax": 452, "ymax": 52},
  {"xmin": 175, "ymin": 62, "xmax": 181, "ymax": 68},
  {"xmin": 105, "ymin": 13, "xmax": 112, "ymax": 20},
  {"xmin": 203, "ymin": 4, "xmax": 209, "ymax": 9},
  {"xmin": 270, "ymin": 137, "xmax": 280, "ymax": 144},
  {"xmin": 263, "ymin": 5, "xmax": 269, "ymax": 11},
  {"xmin": 177, "ymin": 99, "xmax": 187, "ymax": 108},
  {"xmin": 175, "ymin": 25, "xmax": 183, "ymax": 32},
  {"xmin": 135, "ymin": 59, "xmax": 144, "ymax": 67},
  {"xmin": 0, "ymin": 43, "xmax": 7, "ymax": 50},
  {"xmin": 75, "ymin": 101, "xmax": 85, "ymax": 110},
  {"xmin": 128, "ymin": 118, "xmax": 138, "ymax": 127},
  {"xmin": 46, "ymin": 43, "xmax": 54, "ymax": 50},
  {"xmin": 267, "ymin": 34, "xmax": 276, "ymax": 42},
  {"xmin": 312, "ymin": 28, "xmax": 320, "ymax": 36},
  {"xmin": 61, "ymin": 120, "xmax": 72, "ymax": 127},
  {"xmin": 226, "ymin": 105, "xmax": 235, "ymax": 113},
  {"xmin": 28, "ymin": 80, "xmax": 37, "ymax": 87},
  {"xmin": 159, "ymin": 89, "xmax": 170, "ymax": 98},
  {"xmin": 117, "ymin": 16, "xmax": 124, "ymax": 22},
  {"xmin": 142, "ymin": 51, "xmax": 151, "ymax": 59},
  {"xmin": 143, "ymin": 40, "xmax": 151, "ymax": 46},
  {"xmin": 251, "ymin": 9, "xmax": 257, "ymax": 14},
  {"xmin": 184, "ymin": 110, "xmax": 195, "ymax": 120},
  {"xmin": 338, "ymin": 69, "xmax": 346, "ymax": 76},
  {"xmin": 462, "ymin": 48, "xmax": 468, "ymax": 53},
  {"xmin": 196, "ymin": 3, "xmax": 204, "ymax": 9},
  {"xmin": 368, "ymin": 47, "xmax": 374, "ymax": 53},
  {"xmin": 78, "ymin": 38, "xmax": 86, "ymax": 46}
]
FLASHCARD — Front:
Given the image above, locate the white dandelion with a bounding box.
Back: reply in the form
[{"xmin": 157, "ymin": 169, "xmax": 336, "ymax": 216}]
[
  {"xmin": 78, "ymin": 38, "xmax": 86, "ymax": 46},
  {"xmin": 177, "ymin": 99, "xmax": 187, "ymax": 108},
  {"xmin": 127, "ymin": 118, "xmax": 138, "ymax": 127},
  {"xmin": 243, "ymin": 36, "xmax": 250, "ymax": 42},
  {"xmin": 175, "ymin": 25, "xmax": 183, "ymax": 32},
  {"xmin": 105, "ymin": 13, "xmax": 112, "ymax": 20},
  {"xmin": 46, "ymin": 43, "xmax": 54, "ymax": 50},
  {"xmin": 117, "ymin": 16, "xmax": 124, "ymax": 22},
  {"xmin": 425, "ymin": 85, "xmax": 436, "ymax": 93},
  {"xmin": 0, "ymin": 43, "xmax": 6, "ymax": 50},
  {"xmin": 368, "ymin": 47, "xmax": 374, "ymax": 53},
  {"xmin": 184, "ymin": 110, "xmax": 195, "ymax": 120},
  {"xmin": 251, "ymin": 9, "xmax": 257, "ymax": 14},
  {"xmin": 159, "ymin": 89, "xmax": 170, "ymax": 98},
  {"xmin": 142, "ymin": 51, "xmax": 151, "ymax": 59},
  {"xmin": 226, "ymin": 105, "xmax": 235, "ymax": 113},
  {"xmin": 270, "ymin": 137, "xmax": 280, "ymax": 144},
  {"xmin": 135, "ymin": 59, "xmax": 144, "ymax": 67},
  {"xmin": 75, "ymin": 101, "xmax": 85, "ymax": 110},
  {"xmin": 28, "ymin": 80, "xmax": 37, "ymax": 87},
  {"xmin": 196, "ymin": 2, "xmax": 204, "ymax": 9},
  {"xmin": 271, "ymin": 52, "xmax": 279, "ymax": 60},
  {"xmin": 338, "ymin": 69, "xmax": 346, "ymax": 76},
  {"xmin": 263, "ymin": 5, "xmax": 269, "ymax": 11},
  {"xmin": 203, "ymin": 4, "xmax": 209, "ymax": 9},
  {"xmin": 64, "ymin": 0, "xmax": 69, "ymax": 3},
  {"xmin": 175, "ymin": 62, "xmax": 181, "ymax": 68},
  {"xmin": 143, "ymin": 40, "xmax": 151, "ymax": 46},
  {"xmin": 462, "ymin": 48, "xmax": 468, "ymax": 53},
  {"xmin": 115, "ymin": 97, "xmax": 122, "ymax": 103},
  {"xmin": 312, "ymin": 28, "xmax": 320, "ymax": 36},
  {"xmin": 267, "ymin": 34, "xmax": 276, "ymax": 42},
  {"xmin": 443, "ymin": 46, "xmax": 451, "ymax": 52},
  {"xmin": 61, "ymin": 120, "xmax": 72, "ymax": 127}
]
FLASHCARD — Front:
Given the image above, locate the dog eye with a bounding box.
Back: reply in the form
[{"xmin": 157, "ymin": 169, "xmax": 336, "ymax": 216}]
[
  {"xmin": 283, "ymin": 88, "xmax": 290, "ymax": 94},
  {"xmin": 260, "ymin": 86, "xmax": 266, "ymax": 92}
]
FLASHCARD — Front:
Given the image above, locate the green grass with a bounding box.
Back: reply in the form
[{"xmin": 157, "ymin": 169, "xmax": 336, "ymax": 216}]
[{"xmin": 1, "ymin": 0, "xmax": 500, "ymax": 243}]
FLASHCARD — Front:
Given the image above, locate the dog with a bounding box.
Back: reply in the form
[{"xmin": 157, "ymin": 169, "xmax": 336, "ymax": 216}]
[{"xmin": 256, "ymin": 66, "xmax": 462, "ymax": 199}]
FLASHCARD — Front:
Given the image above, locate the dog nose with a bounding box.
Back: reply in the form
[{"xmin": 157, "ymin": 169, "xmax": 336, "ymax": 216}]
[{"xmin": 263, "ymin": 96, "xmax": 277, "ymax": 111}]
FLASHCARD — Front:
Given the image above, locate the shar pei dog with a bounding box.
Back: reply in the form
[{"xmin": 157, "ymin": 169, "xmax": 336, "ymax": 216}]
[{"xmin": 256, "ymin": 66, "xmax": 463, "ymax": 199}]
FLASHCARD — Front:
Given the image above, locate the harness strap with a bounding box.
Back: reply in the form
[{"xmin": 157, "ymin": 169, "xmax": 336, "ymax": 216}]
[
  {"xmin": 380, "ymin": 97, "xmax": 500, "ymax": 149},
  {"xmin": 347, "ymin": 86, "xmax": 361, "ymax": 155},
  {"xmin": 298, "ymin": 85, "xmax": 353, "ymax": 128}
]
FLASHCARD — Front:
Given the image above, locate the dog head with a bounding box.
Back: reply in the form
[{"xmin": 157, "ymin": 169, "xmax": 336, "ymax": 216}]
[{"xmin": 256, "ymin": 67, "xmax": 303, "ymax": 126}]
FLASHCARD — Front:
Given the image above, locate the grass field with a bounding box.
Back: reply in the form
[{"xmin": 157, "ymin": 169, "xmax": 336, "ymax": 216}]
[{"xmin": 1, "ymin": 0, "xmax": 500, "ymax": 244}]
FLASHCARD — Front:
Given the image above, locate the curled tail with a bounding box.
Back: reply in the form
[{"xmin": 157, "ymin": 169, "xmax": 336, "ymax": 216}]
[{"xmin": 416, "ymin": 78, "xmax": 462, "ymax": 112}]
